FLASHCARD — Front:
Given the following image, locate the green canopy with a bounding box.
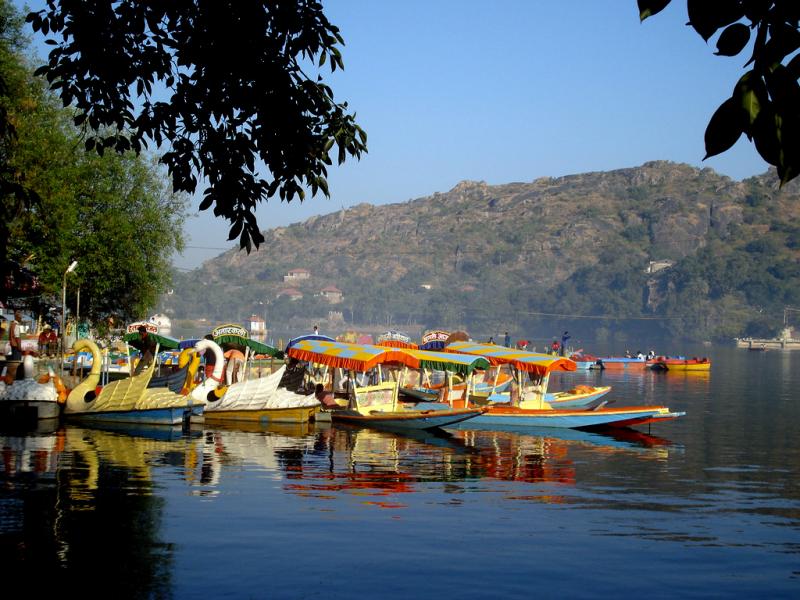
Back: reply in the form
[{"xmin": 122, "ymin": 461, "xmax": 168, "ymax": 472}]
[
  {"xmin": 123, "ymin": 331, "xmax": 181, "ymax": 350},
  {"xmin": 211, "ymin": 323, "xmax": 283, "ymax": 358}
]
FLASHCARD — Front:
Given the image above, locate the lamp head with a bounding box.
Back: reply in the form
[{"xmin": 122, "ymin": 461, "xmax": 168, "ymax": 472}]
[{"xmin": 67, "ymin": 260, "xmax": 78, "ymax": 273}]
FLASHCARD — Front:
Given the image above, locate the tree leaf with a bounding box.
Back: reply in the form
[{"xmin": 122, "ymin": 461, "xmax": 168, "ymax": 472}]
[
  {"xmin": 715, "ymin": 23, "xmax": 750, "ymax": 56},
  {"xmin": 688, "ymin": 0, "xmax": 744, "ymax": 41},
  {"xmin": 704, "ymin": 97, "xmax": 745, "ymax": 159}
]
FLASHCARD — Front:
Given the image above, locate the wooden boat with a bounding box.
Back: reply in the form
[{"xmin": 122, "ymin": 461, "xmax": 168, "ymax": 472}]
[
  {"xmin": 648, "ymin": 356, "xmax": 711, "ymax": 372},
  {"xmin": 0, "ymin": 355, "xmax": 64, "ymax": 421},
  {"xmin": 191, "ymin": 330, "xmax": 319, "ymax": 423},
  {"xmin": 589, "ymin": 357, "xmax": 648, "ymax": 370},
  {"xmin": 446, "ymin": 342, "xmax": 612, "ymax": 410},
  {"xmin": 64, "ymin": 339, "xmax": 202, "ymax": 425},
  {"xmin": 444, "ymin": 342, "xmax": 683, "ymax": 429},
  {"xmin": 285, "ymin": 339, "xmax": 486, "ymax": 430}
]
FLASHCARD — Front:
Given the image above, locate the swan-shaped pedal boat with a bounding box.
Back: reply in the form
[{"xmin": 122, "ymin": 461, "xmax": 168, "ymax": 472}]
[{"xmin": 64, "ymin": 339, "xmax": 204, "ymax": 425}]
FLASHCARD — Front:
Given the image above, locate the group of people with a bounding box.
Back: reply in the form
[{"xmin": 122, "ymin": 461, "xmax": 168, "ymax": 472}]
[{"xmin": 624, "ymin": 349, "xmax": 657, "ymax": 360}]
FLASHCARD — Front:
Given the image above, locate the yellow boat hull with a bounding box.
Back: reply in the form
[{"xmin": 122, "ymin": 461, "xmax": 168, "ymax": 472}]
[
  {"xmin": 204, "ymin": 406, "xmax": 319, "ymax": 423},
  {"xmin": 665, "ymin": 363, "xmax": 711, "ymax": 371}
]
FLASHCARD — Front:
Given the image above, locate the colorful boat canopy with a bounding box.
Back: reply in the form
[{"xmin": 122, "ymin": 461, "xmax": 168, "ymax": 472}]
[
  {"xmin": 287, "ymin": 339, "xmax": 413, "ymax": 372},
  {"xmin": 122, "ymin": 330, "xmax": 181, "ymax": 350},
  {"xmin": 286, "ymin": 340, "xmax": 491, "ymax": 375},
  {"xmin": 285, "ymin": 334, "xmax": 336, "ymax": 353},
  {"xmin": 400, "ymin": 348, "xmax": 490, "ymax": 375},
  {"xmin": 211, "ymin": 323, "xmax": 283, "ymax": 358},
  {"xmin": 446, "ymin": 341, "xmax": 576, "ymax": 375}
]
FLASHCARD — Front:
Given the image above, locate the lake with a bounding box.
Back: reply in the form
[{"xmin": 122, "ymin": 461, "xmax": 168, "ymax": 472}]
[{"xmin": 1, "ymin": 347, "xmax": 798, "ymax": 598}]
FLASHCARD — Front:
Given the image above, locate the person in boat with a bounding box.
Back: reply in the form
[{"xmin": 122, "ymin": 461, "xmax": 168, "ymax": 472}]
[
  {"xmin": 38, "ymin": 324, "xmax": 57, "ymax": 357},
  {"xmin": 625, "ymin": 349, "xmax": 632, "ymax": 358},
  {"xmin": 503, "ymin": 331, "xmax": 511, "ymax": 348},
  {"xmin": 560, "ymin": 331, "xmax": 570, "ymax": 357},
  {"xmin": 133, "ymin": 325, "xmax": 157, "ymax": 375},
  {"xmin": 647, "ymin": 349, "xmax": 656, "ymax": 360},
  {"xmin": 314, "ymin": 383, "xmax": 339, "ymax": 409},
  {"xmin": 202, "ymin": 334, "xmax": 217, "ymax": 379},
  {"xmin": 551, "ymin": 339, "xmax": 560, "ymax": 355},
  {"xmin": 636, "ymin": 350, "xmax": 644, "ymax": 359},
  {"xmin": 487, "ymin": 336, "xmax": 494, "ymax": 344}
]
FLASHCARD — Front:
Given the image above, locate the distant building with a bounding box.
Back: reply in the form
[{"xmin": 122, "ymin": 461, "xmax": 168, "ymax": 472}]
[
  {"xmin": 245, "ymin": 315, "xmax": 266, "ymax": 334},
  {"xmin": 420, "ymin": 283, "xmax": 433, "ymax": 290},
  {"xmin": 328, "ymin": 310, "xmax": 344, "ymax": 323},
  {"xmin": 277, "ymin": 288, "xmax": 304, "ymax": 301},
  {"xmin": 284, "ymin": 268, "xmax": 311, "ymax": 282},
  {"xmin": 645, "ymin": 260, "xmax": 674, "ymax": 274},
  {"xmin": 320, "ymin": 285, "xmax": 343, "ymax": 303}
]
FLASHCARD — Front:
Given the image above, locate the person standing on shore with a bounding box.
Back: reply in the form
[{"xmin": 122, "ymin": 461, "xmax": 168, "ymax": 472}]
[
  {"xmin": 8, "ymin": 311, "xmax": 23, "ymax": 361},
  {"xmin": 503, "ymin": 331, "xmax": 511, "ymax": 348}
]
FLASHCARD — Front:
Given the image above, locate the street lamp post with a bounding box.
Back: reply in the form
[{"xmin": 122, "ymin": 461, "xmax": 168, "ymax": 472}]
[{"xmin": 60, "ymin": 260, "xmax": 78, "ymax": 366}]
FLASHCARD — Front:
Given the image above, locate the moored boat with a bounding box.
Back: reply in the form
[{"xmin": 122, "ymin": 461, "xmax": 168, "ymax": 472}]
[
  {"xmin": 444, "ymin": 341, "xmax": 683, "ymax": 429},
  {"xmin": 64, "ymin": 339, "xmax": 202, "ymax": 425},
  {"xmin": 285, "ymin": 339, "xmax": 486, "ymax": 430},
  {"xmin": 191, "ymin": 327, "xmax": 319, "ymax": 423},
  {"xmin": 446, "ymin": 342, "xmax": 612, "ymax": 410},
  {"xmin": 0, "ymin": 355, "xmax": 65, "ymax": 422}
]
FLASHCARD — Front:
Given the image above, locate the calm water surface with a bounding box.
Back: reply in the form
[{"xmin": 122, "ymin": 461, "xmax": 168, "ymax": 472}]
[{"xmin": 1, "ymin": 347, "xmax": 798, "ymax": 598}]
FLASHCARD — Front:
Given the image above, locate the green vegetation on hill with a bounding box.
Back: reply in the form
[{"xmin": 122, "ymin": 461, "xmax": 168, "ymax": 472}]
[{"xmin": 165, "ymin": 161, "xmax": 800, "ymax": 342}]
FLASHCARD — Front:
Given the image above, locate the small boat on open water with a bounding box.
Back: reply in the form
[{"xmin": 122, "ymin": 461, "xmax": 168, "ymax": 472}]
[{"xmin": 648, "ymin": 356, "xmax": 711, "ymax": 372}]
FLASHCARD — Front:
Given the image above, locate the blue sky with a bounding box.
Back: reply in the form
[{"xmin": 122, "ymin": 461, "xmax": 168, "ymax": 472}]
[{"xmin": 20, "ymin": 1, "xmax": 770, "ymax": 269}]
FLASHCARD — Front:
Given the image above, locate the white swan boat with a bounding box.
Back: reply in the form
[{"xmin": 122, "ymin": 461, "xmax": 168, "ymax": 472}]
[
  {"xmin": 191, "ymin": 338, "xmax": 319, "ymax": 423},
  {"xmin": 0, "ymin": 355, "xmax": 63, "ymax": 421},
  {"xmin": 64, "ymin": 339, "xmax": 203, "ymax": 425}
]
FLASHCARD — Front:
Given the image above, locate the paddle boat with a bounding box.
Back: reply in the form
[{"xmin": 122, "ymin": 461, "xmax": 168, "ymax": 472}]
[
  {"xmin": 63, "ymin": 339, "xmax": 203, "ymax": 425},
  {"xmin": 444, "ymin": 342, "xmax": 683, "ymax": 429},
  {"xmin": 0, "ymin": 354, "xmax": 65, "ymax": 421},
  {"xmin": 123, "ymin": 322, "xmax": 197, "ymax": 392},
  {"xmin": 285, "ymin": 339, "xmax": 485, "ymax": 430},
  {"xmin": 190, "ymin": 331, "xmax": 319, "ymax": 424},
  {"xmin": 648, "ymin": 356, "xmax": 711, "ymax": 372}
]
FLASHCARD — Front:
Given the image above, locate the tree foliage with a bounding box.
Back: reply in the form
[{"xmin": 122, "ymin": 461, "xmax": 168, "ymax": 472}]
[
  {"xmin": 1, "ymin": 0, "xmax": 186, "ymax": 321},
  {"xmin": 639, "ymin": 0, "xmax": 800, "ymax": 184},
  {"xmin": 27, "ymin": 0, "xmax": 368, "ymax": 252}
]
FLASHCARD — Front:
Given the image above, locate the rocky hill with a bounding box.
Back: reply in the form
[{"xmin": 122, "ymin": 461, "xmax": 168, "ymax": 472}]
[{"xmin": 165, "ymin": 161, "xmax": 800, "ymax": 343}]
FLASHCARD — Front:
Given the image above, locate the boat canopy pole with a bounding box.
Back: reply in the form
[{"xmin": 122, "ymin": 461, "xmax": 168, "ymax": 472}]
[{"xmin": 242, "ymin": 346, "xmax": 251, "ymax": 382}]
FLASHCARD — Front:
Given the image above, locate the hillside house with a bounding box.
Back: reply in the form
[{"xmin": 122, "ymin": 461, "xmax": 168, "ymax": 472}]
[
  {"xmin": 645, "ymin": 260, "xmax": 675, "ymax": 274},
  {"xmin": 277, "ymin": 288, "xmax": 304, "ymax": 301},
  {"xmin": 320, "ymin": 285, "xmax": 343, "ymax": 303},
  {"xmin": 283, "ymin": 268, "xmax": 311, "ymax": 282}
]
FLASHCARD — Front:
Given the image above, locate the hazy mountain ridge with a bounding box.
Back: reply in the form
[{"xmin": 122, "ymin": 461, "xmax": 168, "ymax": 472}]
[{"xmin": 166, "ymin": 161, "xmax": 800, "ymax": 342}]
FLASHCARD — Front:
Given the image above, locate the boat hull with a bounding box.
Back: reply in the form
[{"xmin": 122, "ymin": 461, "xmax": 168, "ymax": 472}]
[
  {"xmin": 473, "ymin": 405, "xmax": 684, "ymax": 429},
  {"xmin": 332, "ymin": 407, "xmax": 484, "ymax": 430},
  {"xmin": 65, "ymin": 406, "xmax": 193, "ymax": 425},
  {"xmin": 544, "ymin": 386, "xmax": 612, "ymax": 409},
  {"xmin": 204, "ymin": 406, "xmax": 318, "ymax": 424},
  {"xmin": 0, "ymin": 400, "xmax": 61, "ymax": 421},
  {"xmin": 590, "ymin": 358, "xmax": 647, "ymax": 370}
]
